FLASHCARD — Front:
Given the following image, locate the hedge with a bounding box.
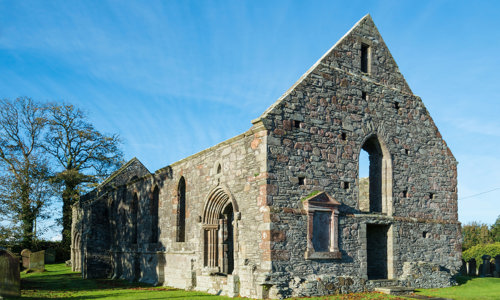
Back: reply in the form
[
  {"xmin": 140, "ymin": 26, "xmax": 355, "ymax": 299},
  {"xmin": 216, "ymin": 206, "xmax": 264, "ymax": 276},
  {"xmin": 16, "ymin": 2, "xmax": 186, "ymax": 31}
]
[{"xmin": 462, "ymin": 242, "xmax": 500, "ymax": 265}]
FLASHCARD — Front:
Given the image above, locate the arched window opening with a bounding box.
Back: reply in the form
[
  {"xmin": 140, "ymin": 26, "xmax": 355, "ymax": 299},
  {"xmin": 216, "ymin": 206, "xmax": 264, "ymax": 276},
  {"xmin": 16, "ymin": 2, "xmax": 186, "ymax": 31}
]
[
  {"xmin": 132, "ymin": 193, "xmax": 138, "ymax": 244},
  {"xmin": 358, "ymin": 135, "xmax": 392, "ymax": 214},
  {"xmin": 217, "ymin": 164, "xmax": 222, "ymax": 174},
  {"xmin": 202, "ymin": 187, "xmax": 235, "ymax": 275},
  {"xmin": 176, "ymin": 177, "xmax": 186, "ymax": 242},
  {"xmin": 151, "ymin": 186, "xmax": 159, "ymax": 243}
]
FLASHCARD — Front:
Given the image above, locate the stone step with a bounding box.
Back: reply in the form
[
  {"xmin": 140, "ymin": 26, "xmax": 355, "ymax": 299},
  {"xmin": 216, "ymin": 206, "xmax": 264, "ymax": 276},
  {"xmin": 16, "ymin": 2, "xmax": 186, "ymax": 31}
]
[
  {"xmin": 375, "ymin": 286, "xmax": 415, "ymax": 295},
  {"xmin": 368, "ymin": 279, "xmax": 399, "ymax": 287}
]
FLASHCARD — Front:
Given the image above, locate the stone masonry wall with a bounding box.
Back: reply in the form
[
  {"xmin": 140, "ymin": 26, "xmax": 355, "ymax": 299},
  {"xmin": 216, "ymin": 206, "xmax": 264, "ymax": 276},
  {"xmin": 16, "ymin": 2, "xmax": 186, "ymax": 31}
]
[
  {"xmin": 76, "ymin": 123, "xmax": 270, "ymax": 298},
  {"xmin": 256, "ymin": 15, "xmax": 460, "ymax": 298}
]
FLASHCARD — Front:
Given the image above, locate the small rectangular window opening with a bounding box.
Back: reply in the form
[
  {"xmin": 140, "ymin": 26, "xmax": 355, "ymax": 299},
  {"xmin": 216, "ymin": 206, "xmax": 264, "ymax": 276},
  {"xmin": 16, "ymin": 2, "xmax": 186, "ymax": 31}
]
[
  {"xmin": 361, "ymin": 43, "xmax": 370, "ymax": 73},
  {"xmin": 394, "ymin": 102, "xmax": 400, "ymax": 110},
  {"xmin": 293, "ymin": 120, "xmax": 301, "ymax": 129},
  {"xmin": 402, "ymin": 190, "xmax": 407, "ymax": 198},
  {"xmin": 404, "ymin": 149, "xmax": 409, "ymax": 155},
  {"xmin": 429, "ymin": 193, "xmax": 434, "ymax": 200},
  {"xmin": 341, "ymin": 132, "xmax": 347, "ymax": 141},
  {"xmin": 342, "ymin": 181, "xmax": 350, "ymax": 189},
  {"xmin": 298, "ymin": 176, "xmax": 305, "ymax": 186},
  {"xmin": 362, "ymin": 91, "xmax": 368, "ymax": 100}
]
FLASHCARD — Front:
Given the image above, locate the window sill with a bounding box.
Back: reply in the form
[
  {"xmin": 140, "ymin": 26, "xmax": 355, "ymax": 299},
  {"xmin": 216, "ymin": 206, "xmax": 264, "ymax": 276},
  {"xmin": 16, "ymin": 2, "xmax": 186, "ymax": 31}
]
[{"xmin": 305, "ymin": 250, "xmax": 342, "ymax": 260}]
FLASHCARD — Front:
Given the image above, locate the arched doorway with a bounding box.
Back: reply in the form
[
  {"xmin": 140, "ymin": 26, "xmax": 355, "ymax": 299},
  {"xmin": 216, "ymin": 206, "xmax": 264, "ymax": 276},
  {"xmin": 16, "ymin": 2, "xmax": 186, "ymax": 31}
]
[{"xmin": 202, "ymin": 187, "xmax": 236, "ymax": 275}]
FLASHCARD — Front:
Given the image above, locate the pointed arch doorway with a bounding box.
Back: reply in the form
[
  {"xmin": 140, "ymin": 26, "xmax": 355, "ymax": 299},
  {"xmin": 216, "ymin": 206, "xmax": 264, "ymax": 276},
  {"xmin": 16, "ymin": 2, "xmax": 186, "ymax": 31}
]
[{"xmin": 202, "ymin": 186, "xmax": 237, "ymax": 275}]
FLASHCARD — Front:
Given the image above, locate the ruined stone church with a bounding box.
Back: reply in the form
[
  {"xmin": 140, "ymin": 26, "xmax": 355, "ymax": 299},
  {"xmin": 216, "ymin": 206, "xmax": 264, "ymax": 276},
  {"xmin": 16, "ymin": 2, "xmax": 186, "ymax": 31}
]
[{"xmin": 72, "ymin": 15, "xmax": 461, "ymax": 298}]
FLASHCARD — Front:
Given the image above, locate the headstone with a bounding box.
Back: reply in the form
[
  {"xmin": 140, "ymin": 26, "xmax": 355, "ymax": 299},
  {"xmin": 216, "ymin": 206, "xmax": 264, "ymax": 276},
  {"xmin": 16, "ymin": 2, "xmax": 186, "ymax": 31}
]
[
  {"xmin": 480, "ymin": 255, "xmax": 491, "ymax": 277},
  {"xmin": 0, "ymin": 248, "xmax": 21, "ymax": 297},
  {"xmin": 495, "ymin": 255, "xmax": 500, "ymax": 278},
  {"xmin": 467, "ymin": 258, "xmax": 476, "ymax": 276},
  {"xmin": 459, "ymin": 259, "xmax": 467, "ymax": 276},
  {"xmin": 29, "ymin": 250, "xmax": 45, "ymax": 272},
  {"xmin": 45, "ymin": 248, "xmax": 56, "ymax": 264},
  {"xmin": 20, "ymin": 248, "xmax": 31, "ymax": 269}
]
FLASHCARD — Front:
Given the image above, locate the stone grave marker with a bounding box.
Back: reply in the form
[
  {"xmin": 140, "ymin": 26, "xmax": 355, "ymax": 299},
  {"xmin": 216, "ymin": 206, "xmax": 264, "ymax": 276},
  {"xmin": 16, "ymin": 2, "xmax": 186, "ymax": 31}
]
[
  {"xmin": 459, "ymin": 259, "xmax": 467, "ymax": 276},
  {"xmin": 495, "ymin": 255, "xmax": 500, "ymax": 278},
  {"xmin": 20, "ymin": 248, "xmax": 31, "ymax": 269},
  {"xmin": 480, "ymin": 255, "xmax": 492, "ymax": 277},
  {"xmin": 29, "ymin": 250, "xmax": 45, "ymax": 272},
  {"xmin": 45, "ymin": 248, "xmax": 56, "ymax": 264},
  {"xmin": 0, "ymin": 248, "xmax": 21, "ymax": 298}
]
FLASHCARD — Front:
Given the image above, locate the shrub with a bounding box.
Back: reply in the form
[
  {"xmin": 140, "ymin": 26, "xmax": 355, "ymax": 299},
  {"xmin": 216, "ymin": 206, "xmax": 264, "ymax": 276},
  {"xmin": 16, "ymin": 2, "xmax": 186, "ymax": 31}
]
[{"xmin": 462, "ymin": 242, "xmax": 500, "ymax": 266}]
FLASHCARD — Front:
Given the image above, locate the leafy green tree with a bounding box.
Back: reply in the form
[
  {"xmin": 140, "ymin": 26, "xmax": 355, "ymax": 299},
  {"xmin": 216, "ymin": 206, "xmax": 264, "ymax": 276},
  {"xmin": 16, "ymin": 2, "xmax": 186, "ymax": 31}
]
[
  {"xmin": 44, "ymin": 104, "xmax": 123, "ymax": 249},
  {"xmin": 491, "ymin": 215, "xmax": 500, "ymax": 243},
  {"xmin": 462, "ymin": 221, "xmax": 495, "ymax": 251},
  {"xmin": 0, "ymin": 97, "xmax": 52, "ymax": 248}
]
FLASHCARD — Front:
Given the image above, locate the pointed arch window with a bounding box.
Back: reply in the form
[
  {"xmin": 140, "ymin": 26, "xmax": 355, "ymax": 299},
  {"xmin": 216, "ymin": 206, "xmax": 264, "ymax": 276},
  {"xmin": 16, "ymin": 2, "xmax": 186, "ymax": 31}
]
[
  {"xmin": 176, "ymin": 177, "xmax": 186, "ymax": 242},
  {"xmin": 132, "ymin": 193, "xmax": 138, "ymax": 244},
  {"xmin": 358, "ymin": 134, "xmax": 393, "ymax": 215},
  {"xmin": 151, "ymin": 186, "xmax": 159, "ymax": 243}
]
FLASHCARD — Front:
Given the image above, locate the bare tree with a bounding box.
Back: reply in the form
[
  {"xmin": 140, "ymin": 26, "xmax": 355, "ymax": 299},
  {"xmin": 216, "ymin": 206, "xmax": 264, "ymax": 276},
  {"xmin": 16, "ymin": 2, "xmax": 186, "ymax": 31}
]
[
  {"xmin": 0, "ymin": 97, "xmax": 51, "ymax": 248},
  {"xmin": 45, "ymin": 104, "xmax": 123, "ymax": 248}
]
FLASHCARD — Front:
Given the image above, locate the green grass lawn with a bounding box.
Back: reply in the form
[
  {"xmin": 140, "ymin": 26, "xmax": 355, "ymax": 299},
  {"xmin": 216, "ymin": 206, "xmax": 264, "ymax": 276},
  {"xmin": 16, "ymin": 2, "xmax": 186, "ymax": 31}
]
[
  {"xmin": 415, "ymin": 276, "xmax": 500, "ymax": 300},
  {"xmin": 10, "ymin": 263, "xmax": 484, "ymax": 299}
]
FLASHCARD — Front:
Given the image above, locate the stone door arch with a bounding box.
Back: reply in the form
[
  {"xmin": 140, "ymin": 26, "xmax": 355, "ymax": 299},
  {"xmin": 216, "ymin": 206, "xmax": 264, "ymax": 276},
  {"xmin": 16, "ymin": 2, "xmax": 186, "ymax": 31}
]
[{"xmin": 202, "ymin": 186, "xmax": 238, "ymax": 275}]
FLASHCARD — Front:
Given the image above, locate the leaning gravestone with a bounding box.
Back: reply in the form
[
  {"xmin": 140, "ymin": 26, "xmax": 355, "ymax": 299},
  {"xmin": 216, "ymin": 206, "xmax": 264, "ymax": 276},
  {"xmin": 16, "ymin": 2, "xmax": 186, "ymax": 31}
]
[
  {"xmin": 0, "ymin": 248, "xmax": 21, "ymax": 298},
  {"xmin": 20, "ymin": 248, "xmax": 31, "ymax": 269},
  {"xmin": 495, "ymin": 255, "xmax": 500, "ymax": 278},
  {"xmin": 45, "ymin": 248, "xmax": 56, "ymax": 264},
  {"xmin": 29, "ymin": 250, "xmax": 45, "ymax": 272},
  {"xmin": 480, "ymin": 255, "xmax": 492, "ymax": 277}
]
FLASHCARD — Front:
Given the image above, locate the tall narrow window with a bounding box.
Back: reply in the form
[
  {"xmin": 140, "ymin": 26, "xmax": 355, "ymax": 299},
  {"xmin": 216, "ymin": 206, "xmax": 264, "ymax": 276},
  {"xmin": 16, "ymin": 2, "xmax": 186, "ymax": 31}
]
[
  {"xmin": 150, "ymin": 186, "xmax": 159, "ymax": 243},
  {"xmin": 176, "ymin": 177, "xmax": 186, "ymax": 242},
  {"xmin": 361, "ymin": 43, "xmax": 370, "ymax": 73},
  {"xmin": 132, "ymin": 193, "xmax": 138, "ymax": 244},
  {"xmin": 358, "ymin": 135, "xmax": 393, "ymax": 215}
]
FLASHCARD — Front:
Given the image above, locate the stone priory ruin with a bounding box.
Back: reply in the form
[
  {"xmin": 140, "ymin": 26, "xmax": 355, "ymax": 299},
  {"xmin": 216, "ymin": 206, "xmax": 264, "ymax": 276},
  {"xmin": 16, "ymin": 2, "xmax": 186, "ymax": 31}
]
[{"xmin": 72, "ymin": 15, "xmax": 461, "ymax": 298}]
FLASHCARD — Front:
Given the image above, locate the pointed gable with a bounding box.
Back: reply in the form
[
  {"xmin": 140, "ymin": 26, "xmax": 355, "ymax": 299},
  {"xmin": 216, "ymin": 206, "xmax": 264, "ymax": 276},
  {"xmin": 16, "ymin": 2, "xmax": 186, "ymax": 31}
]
[{"xmin": 257, "ymin": 14, "xmax": 411, "ymax": 123}]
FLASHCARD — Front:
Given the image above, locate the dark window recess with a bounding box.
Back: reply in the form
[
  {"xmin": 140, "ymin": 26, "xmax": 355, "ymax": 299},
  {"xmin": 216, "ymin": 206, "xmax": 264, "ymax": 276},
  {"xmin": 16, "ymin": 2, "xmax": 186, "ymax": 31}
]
[
  {"xmin": 362, "ymin": 91, "xmax": 368, "ymax": 100},
  {"xmin": 361, "ymin": 43, "xmax": 369, "ymax": 73},
  {"xmin": 402, "ymin": 190, "xmax": 407, "ymax": 198},
  {"xmin": 342, "ymin": 181, "xmax": 350, "ymax": 189},
  {"xmin": 293, "ymin": 120, "xmax": 301, "ymax": 129},
  {"xmin": 217, "ymin": 164, "xmax": 221, "ymax": 174},
  {"xmin": 298, "ymin": 176, "xmax": 305, "ymax": 185},
  {"xmin": 405, "ymin": 149, "xmax": 409, "ymax": 155},
  {"xmin": 312, "ymin": 211, "xmax": 331, "ymax": 252},
  {"xmin": 341, "ymin": 132, "xmax": 347, "ymax": 140},
  {"xmin": 394, "ymin": 102, "xmax": 400, "ymax": 110},
  {"xmin": 429, "ymin": 193, "xmax": 434, "ymax": 200},
  {"xmin": 423, "ymin": 231, "xmax": 429, "ymax": 238}
]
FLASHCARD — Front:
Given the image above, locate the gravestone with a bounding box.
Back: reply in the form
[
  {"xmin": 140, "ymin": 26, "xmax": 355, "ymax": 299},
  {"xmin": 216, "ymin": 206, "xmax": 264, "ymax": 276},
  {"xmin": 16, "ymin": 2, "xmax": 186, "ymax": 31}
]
[
  {"xmin": 494, "ymin": 255, "xmax": 500, "ymax": 278},
  {"xmin": 459, "ymin": 259, "xmax": 467, "ymax": 276},
  {"xmin": 29, "ymin": 250, "xmax": 45, "ymax": 272},
  {"xmin": 45, "ymin": 248, "xmax": 56, "ymax": 264},
  {"xmin": 480, "ymin": 255, "xmax": 491, "ymax": 277},
  {"xmin": 20, "ymin": 248, "xmax": 31, "ymax": 269},
  {"xmin": 467, "ymin": 258, "xmax": 476, "ymax": 276},
  {"xmin": 0, "ymin": 248, "xmax": 21, "ymax": 298}
]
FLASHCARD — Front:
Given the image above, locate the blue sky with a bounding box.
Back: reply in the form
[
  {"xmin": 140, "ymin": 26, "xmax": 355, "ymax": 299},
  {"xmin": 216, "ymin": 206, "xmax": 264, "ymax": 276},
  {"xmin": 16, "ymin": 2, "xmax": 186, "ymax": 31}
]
[{"xmin": 1, "ymin": 1, "xmax": 499, "ymax": 238}]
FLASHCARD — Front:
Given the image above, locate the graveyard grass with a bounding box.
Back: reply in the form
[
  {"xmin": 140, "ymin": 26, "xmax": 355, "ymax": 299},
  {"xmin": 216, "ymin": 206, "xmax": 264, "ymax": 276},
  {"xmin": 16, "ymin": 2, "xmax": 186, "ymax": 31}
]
[
  {"xmin": 14, "ymin": 264, "xmax": 411, "ymax": 299},
  {"xmin": 14, "ymin": 264, "xmax": 500, "ymax": 300},
  {"xmin": 415, "ymin": 276, "xmax": 500, "ymax": 300}
]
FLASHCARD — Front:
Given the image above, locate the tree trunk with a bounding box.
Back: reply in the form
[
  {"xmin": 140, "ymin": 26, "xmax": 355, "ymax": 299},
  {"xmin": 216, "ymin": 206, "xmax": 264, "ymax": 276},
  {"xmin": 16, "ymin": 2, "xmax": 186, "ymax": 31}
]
[{"xmin": 20, "ymin": 183, "xmax": 35, "ymax": 249}]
